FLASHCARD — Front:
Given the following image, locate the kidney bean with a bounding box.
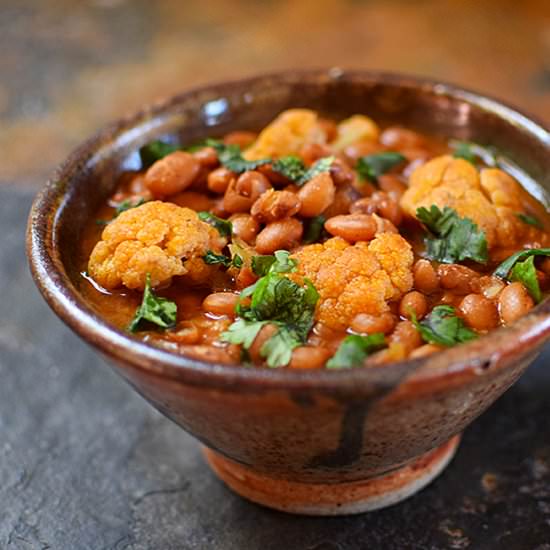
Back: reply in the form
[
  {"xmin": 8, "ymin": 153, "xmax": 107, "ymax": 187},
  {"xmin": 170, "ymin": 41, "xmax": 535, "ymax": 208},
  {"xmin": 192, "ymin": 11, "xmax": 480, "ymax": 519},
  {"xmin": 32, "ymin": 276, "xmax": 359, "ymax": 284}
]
[
  {"xmin": 325, "ymin": 214, "xmax": 377, "ymax": 242},
  {"xmin": 399, "ymin": 291, "xmax": 428, "ymax": 320},
  {"xmin": 298, "ymin": 173, "xmax": 335, "ymax": 217},
  {"xmin": 459, "ymin": 294, "xmax": 499, "ymax": 331},
  {"xmin": 498, "ymin": 282, "xmax": 535, "ymax": 325},
  {"xmin": 413, "ymin": 260, "xmax": 440, "ymax": 294},
  {"xmin": 202, "ymin": 292, "xmax": 239, "ymax": 317},
  {"xmin": 144, "ymin": 151, "xmax": 200, "ymax": 197},
  {"xmin": 251, "ymin": 189, "xmax": 301, "ymax": 223}
]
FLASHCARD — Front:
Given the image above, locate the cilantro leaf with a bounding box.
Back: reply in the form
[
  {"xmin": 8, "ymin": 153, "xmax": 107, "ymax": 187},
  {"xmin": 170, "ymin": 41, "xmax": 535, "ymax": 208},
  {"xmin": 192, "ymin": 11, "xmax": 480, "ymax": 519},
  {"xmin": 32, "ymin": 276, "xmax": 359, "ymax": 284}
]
[
  {"xmin": 516, "ymin": 213, "xmax": 543, "ymax": 229},
  {"xmin": 416, "ymin": 205, "xmax": 488, "ymax": 264},
  {"xmin": 326, "ymin": 333, "xmax": 386, "ymax": 369},
  {"xmin": 297, "ymin": 156, "xmax": 335, "ymax": 185},
  {"xmin": 207, "ymin": 141, "xmax": 270, "ymax": 173},
  {"xmin": 139, "ymin": 140, "xmax": 180, "ymax": 168},
  {"xmin": 271, "ymin": 156, "xmax": 307, "ymax": 181},
  {"xmin": 303, "ymin": 215, "xmax": 326, "ymax": 244},
  {"xmin": 411, "ymin": 305, "xmax": 477, "ymax": 347},
  {"xmin": 451, "ymin": 141, "xmax": 477, "ymax": 164},
  {"xmin": 203, "ymin": 250, "xmax": 242, "ymax": 268},
  {"xmin": 510, "ymin": 256, "xmax": 542, "ymax": 303},
  {"xmin": 128, "ymin": 274, "xmax": 177, "ymax": 332},
  {"xmin": 493, "ymin": 248, "xmax": 550, "ymax": 279},
  {"xmin": 220, "ymin": 252, "xmax": 318, "ymax": 367},
  {"xmin": 198, "ymin": 211, "xmax": 232, "ymax": 237},
  {"xmin": 356, "ymin": 152, "xmax": 406, "ymax": 183},
  {"xmin": 251, "ymin": 255, "xmax": 276, "ymax": 276}
]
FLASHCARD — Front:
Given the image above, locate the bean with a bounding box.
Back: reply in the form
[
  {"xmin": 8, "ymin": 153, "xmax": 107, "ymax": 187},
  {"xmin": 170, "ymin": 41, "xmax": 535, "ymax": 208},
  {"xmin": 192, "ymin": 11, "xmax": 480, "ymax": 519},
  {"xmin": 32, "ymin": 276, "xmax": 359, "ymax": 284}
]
[
  {"xmin": 325, "ymin": 214, "xmax": 377, "ymax": 242},
  {"xmin": 329, "ymin": 158, "xmax": 355, "ymax": 186},
  {"xmin": 372, "ymin": 214, "xmax": 398, "ymax": 235},
  {"xmin": 229, "ymin": 213, "xmax": 260, "ymax": 244},
  {"xmin": 498, "ymin": 282, "xmax": 534, "ymax": 325},
  {"xmin": 193, "ymin": 146, "xmax": 219, "ymax": 168},
  {"xmin": 413, "ymin": 259, "xmax": 440, "ymax": 294},
  {"xmin": 168, "ymin": 321, "xmax": 200, "ymax": 345},
  {"xmin": 350, "ymin": 312, "xmax": 396, "ymax": 335},
  {"xmin": 255, "ymin": 218, "xmax": 303, "ymax": 254},
  {"xmin": 380, "ymin": 126, "xmax": 425, "ymax": 149},
  {"xmin": 399, "ymin": 291, "xmax": 428, "ymax": 320},
  {"xmin": 342, "ymin": 141, "xmax": 384, "ymax": 165},
  {"xmin": 207, "ymin": 167, "xmax": 235, "ymax": 194},
  {"xmin": 350, "ymin": 197, "xmax": 377, "ymax": 215},
  {"xmin": 180, "ymin": 344, "xmax": 239, "ymax": 365},
  {"xmin": 170, "ymin": 191, "xmax": 213, "ymax": 211},
  {"xmin": 144, "ymin": 151, "xmax": 201, "ymax": 197},
  {"xmin": 289, "ymin": 346, "xmax": 332, "ymax": 369},
  {"xmin": 475, "ymin": 276, "xmax": 505, "ymax": 300},
  {"xmin": 223, "ymin": 130, "xmax": 257, "ymax": 148},
  {"xmin": 378, "ymin": 174, "xmax": 407, "ymax": 200},
  {"xmin": 438, "ymin": 264, "xmax": 480, "ymax": 295},
  {"xmin": 323, "ymin": 185, "xmax": 360, "ymax": 218},
  {"xmin": 372, "ymin": 191, "xmax": 403, "ymax": 226},
  {"xmin": 410, "ymin": 344, "xmax": 441, "ymax": 359},
  {"xmin": 223, "ymin": 170, "xmax": 272, "ymax": 213},
  {"xmin": 251, "ymin": 189, "xmax": 301, "ymax": 223},
  {"xmin": 390, "ymin": 320, "xmax": 423, "ymax": 353},
  {"xmin": 459, "ymin": 294, "xmax": 499, "ymax": 331},
  {"xmin": 257, "ymin": 163, "xmax": 294, "ymax": 185},
  {"xmin": 298, "ymin": 173, "xmax": 335, "ymax": 217},
  {"xmin": 299, "ymin": 142, "xmax": 332, "ymax": 165},
  {"xmin": 235, "ymin": 266, "xmax": 258, "ymax": 290},
  {"xmin": 202, "ymin": 292, "xmax": 239, "ymax": 317},
  {"xmin": 249, "ymin": 323, "xmax": 279, "ymax": 363}
]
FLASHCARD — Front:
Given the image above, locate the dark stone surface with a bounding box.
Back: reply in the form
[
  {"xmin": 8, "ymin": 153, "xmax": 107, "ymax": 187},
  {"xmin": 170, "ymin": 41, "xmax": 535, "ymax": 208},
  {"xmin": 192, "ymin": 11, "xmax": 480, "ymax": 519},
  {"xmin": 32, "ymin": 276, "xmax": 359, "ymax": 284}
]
[{"xmin": 2, "ymin": 188, "xmax": 550, "ymax": 549}]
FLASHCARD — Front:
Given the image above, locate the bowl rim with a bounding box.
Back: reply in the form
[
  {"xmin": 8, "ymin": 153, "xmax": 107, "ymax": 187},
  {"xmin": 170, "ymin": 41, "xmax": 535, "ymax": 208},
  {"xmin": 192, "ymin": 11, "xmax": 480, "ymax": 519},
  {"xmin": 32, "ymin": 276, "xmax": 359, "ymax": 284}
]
[{"xmin": 26, "ymin": 67, "xmax": 550, "ymax": 391}]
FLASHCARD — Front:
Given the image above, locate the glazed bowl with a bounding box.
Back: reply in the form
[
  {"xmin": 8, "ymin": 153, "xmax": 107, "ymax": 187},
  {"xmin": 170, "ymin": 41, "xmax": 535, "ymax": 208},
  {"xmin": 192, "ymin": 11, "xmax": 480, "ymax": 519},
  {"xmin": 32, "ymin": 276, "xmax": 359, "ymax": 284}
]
[{"xmin": 27, "ymin": 69, "xmax": 550, "ymax": 515}]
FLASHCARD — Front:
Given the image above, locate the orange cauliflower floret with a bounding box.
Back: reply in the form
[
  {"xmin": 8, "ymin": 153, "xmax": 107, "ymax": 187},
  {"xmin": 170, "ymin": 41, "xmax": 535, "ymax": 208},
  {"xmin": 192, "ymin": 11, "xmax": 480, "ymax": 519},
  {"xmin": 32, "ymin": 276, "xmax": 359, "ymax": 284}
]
[
  {"xmin": 400, "ymin": 155, "xmax": 549, "ymax": 249},
  {"xmin": 243, "ymin": 109, "xmax": 326, "ymax": 160},
  {"xmin": 290, "ymin": 234, "xmax": 413, "ymax": 330},
  {"xmin": 88, "ymin": 201, "xmax": 224, "ymax": 290}
]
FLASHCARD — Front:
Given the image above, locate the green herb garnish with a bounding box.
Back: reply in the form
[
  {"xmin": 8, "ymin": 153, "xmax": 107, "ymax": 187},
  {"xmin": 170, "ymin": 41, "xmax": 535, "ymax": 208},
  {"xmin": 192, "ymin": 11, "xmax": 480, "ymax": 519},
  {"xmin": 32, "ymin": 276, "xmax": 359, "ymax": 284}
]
[
  {"xmin": 326, "ymin": 333, "xmax": 386, "ymax": 369},
  {"xmin": 221, "ymin": 251, "xmax": 318, "ymax": 367},
  {"xmin": 198, "ymin": 211, "xmax": 232, "ymax": 237},
  {"xmin": 516, "ymin": 213, "xmax": 543, "ymax": 229},
  {"xmin": 356, "ymin": 152, "xmax": 406, "ymax": 183},
  {"xmin": 128, "ymin": 274, "xmax": 177, "ymax": 332},
  {"xmin": 303, "ymin": 215, "xmax": 326, "ymax": 244},
  {"xmin": 449, "ymin": 140, "xmax": 498, "ymax": 166},
  {"xmin": 297, "ymin": 156, "xmax": 335, "ymax": 185},
  {"xmin": 510, "ymin": 256, "xmax": 541, "ymax": 303},
  {"xmin": 203, "ymin": 250, "xmax": 243, "ymax": 269},
  {"xmin": 451, "ymin": 141, "xmax": 477, "ymax": 164},
  {"xmin": 270, "ymin": 155, "xmax": 334, "ymax": 186},
  {"xmin": 416, "ymin": 205, "xmax": 488, "ymax": 264},
  {"xmin": 411, "ymin": 305, "xmax": 477, "ymax": 347},
  {"xmin": 206, "ymin": 140, "xmax": 270, "ymax": 173},
  {"xmin": 139, "ymin": 140, "xmax": 180, "ymax": 168},
  {"xmin": 493, "ymin": 248, "xmax": 550, "ymax": 279}
]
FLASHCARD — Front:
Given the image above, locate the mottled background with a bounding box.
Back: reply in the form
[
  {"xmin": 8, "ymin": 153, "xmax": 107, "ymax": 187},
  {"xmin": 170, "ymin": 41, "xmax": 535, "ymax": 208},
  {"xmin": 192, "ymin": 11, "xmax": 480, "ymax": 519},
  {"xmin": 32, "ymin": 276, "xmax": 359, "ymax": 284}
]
[
  {"xmin": 1, "ymin": 0, "xmax": 550, "ymax": 188},
  {"xmin": 2, "ymin": 1, "xmax": 550, "ymax": 549}
]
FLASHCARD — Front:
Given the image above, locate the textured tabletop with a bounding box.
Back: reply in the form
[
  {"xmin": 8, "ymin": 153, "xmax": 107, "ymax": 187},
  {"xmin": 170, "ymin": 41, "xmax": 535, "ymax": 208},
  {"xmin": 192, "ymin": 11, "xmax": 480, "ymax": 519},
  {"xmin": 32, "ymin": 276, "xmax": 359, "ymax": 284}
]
[{"xmin": 2, "ymin": 189, "xmax": 550, "ymax": 549}]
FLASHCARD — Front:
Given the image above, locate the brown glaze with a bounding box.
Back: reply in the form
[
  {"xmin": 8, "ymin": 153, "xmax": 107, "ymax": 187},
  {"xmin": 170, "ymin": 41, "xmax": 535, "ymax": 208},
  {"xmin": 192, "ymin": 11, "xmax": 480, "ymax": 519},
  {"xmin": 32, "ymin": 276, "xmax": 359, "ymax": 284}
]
[{"xmin": 27, "ymin": 70, "xmax": 550, "ymax": 512}]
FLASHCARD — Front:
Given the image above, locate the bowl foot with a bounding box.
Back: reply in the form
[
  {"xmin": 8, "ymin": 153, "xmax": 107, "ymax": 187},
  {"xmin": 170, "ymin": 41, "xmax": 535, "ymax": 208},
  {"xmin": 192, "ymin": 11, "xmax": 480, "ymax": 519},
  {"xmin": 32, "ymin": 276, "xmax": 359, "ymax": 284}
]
[{"xmin": 204, "ymin": 435, "xmax": 460, "ymax": 516}]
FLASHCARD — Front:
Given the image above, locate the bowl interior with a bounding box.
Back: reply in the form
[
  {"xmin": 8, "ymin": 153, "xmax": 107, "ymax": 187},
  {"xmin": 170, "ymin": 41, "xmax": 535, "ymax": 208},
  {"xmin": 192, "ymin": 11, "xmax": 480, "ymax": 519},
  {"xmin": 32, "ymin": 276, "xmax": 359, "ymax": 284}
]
[{"xmin": 30, "ymin": 69, "xmax": 550, "ymax": 388}]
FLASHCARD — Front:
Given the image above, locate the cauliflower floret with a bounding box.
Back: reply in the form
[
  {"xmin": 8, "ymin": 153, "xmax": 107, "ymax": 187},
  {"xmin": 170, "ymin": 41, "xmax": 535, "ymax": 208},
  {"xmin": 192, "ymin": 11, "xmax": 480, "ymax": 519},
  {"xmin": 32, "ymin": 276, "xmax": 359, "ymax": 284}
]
[
  {"xmin": 88, "ymin": 201, "xmax": 225, "ymax": 290},
  {"xmin": 290, "ymin": 234, "xmax": 413, "ymax": 330},
  {"xmin": 332, "ymin": 114, "xmax": 380, "ymax": 150},
  {"xmin": 400, "ymin": 155, "xmax": 549, "ymax": 249},
  {"xmin": 243, "ymin": 109, "xmax": 326, "ymax": 160}
]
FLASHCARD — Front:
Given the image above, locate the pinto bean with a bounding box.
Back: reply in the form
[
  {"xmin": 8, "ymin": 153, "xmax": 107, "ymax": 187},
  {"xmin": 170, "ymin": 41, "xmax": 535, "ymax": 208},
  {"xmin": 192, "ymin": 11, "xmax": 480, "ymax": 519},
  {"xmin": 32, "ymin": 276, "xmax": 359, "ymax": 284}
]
[
  {"xmin": 193, "ymin": 146, "xmax": 219, "ymax": 168},
  {"xmin": 144, "ymin": 151, "xmax": 201, "ymax": 197},
  {"xmin": 298, "ymin": 173, "xmax": 335, "ymax": 217},
  {"xmin": 377, "ymin": 174, "xmax": 407, "ymax": 200},
  {"xmin": 399, "ymin": 291, "xmax": 428, "ymax": 320},
  {"xmin": 289, "ymin": 346, "xmax": 332, "ymax": 369},
  {"xmin": 202, "ymin": 292, "xmax": 239, "ymax": 317},
  {"xmin": 413, "ymin": 260, "xmax": 440, "ymax": 294},
  {"xmin": 325, "ymin": 214, "xmax": 377, "ymax": 242},
  {"xmin": 255, "ymin": 218, "xmax": 303, "ymax": 254},
  {"xmin": 329, "ymin": 158, "xmax": 355, "ymax": 186},
  {"xmin": 229, "ymin": 213, "xmax": 260, "ymax": 244},
  {"xmin": 249, "ymin": 323, "xmax": 279, "ymax": 363},
  {"xmin": 390, "ymin": 320, "xmax": 423, "ymax": 354},
  {"xmin": 498, "ymin": 282, "xmax": 535, "ymax": 325},
  {"xmin": 223, "ymin": 170, "xmax": 272, "ymax": 213},
  {"xmin": 459, "ymin": 294, "xmax": 499, "ymax": 331},
  {"xmin": 438, "ymin": 264, "xmax": 480, "ymax": 295},
  {"xmin": 207, "ymin": 167, "xmax": 235, "ymax": 194},
  {"xmin": 251, "ymin": 189, "xmax": 301, "ymax": 223},
  {"xmin": 350, "ymin": 312, "xmax": 396, "ymax": 335}
]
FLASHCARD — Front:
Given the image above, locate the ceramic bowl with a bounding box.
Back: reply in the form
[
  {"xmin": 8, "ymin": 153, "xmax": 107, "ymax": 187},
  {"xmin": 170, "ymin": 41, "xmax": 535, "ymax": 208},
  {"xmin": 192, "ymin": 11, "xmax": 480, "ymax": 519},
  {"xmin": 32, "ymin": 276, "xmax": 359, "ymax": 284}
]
[{"xmin": 27, "ymin": 69, "xmax": 550, "ymax": 515}]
